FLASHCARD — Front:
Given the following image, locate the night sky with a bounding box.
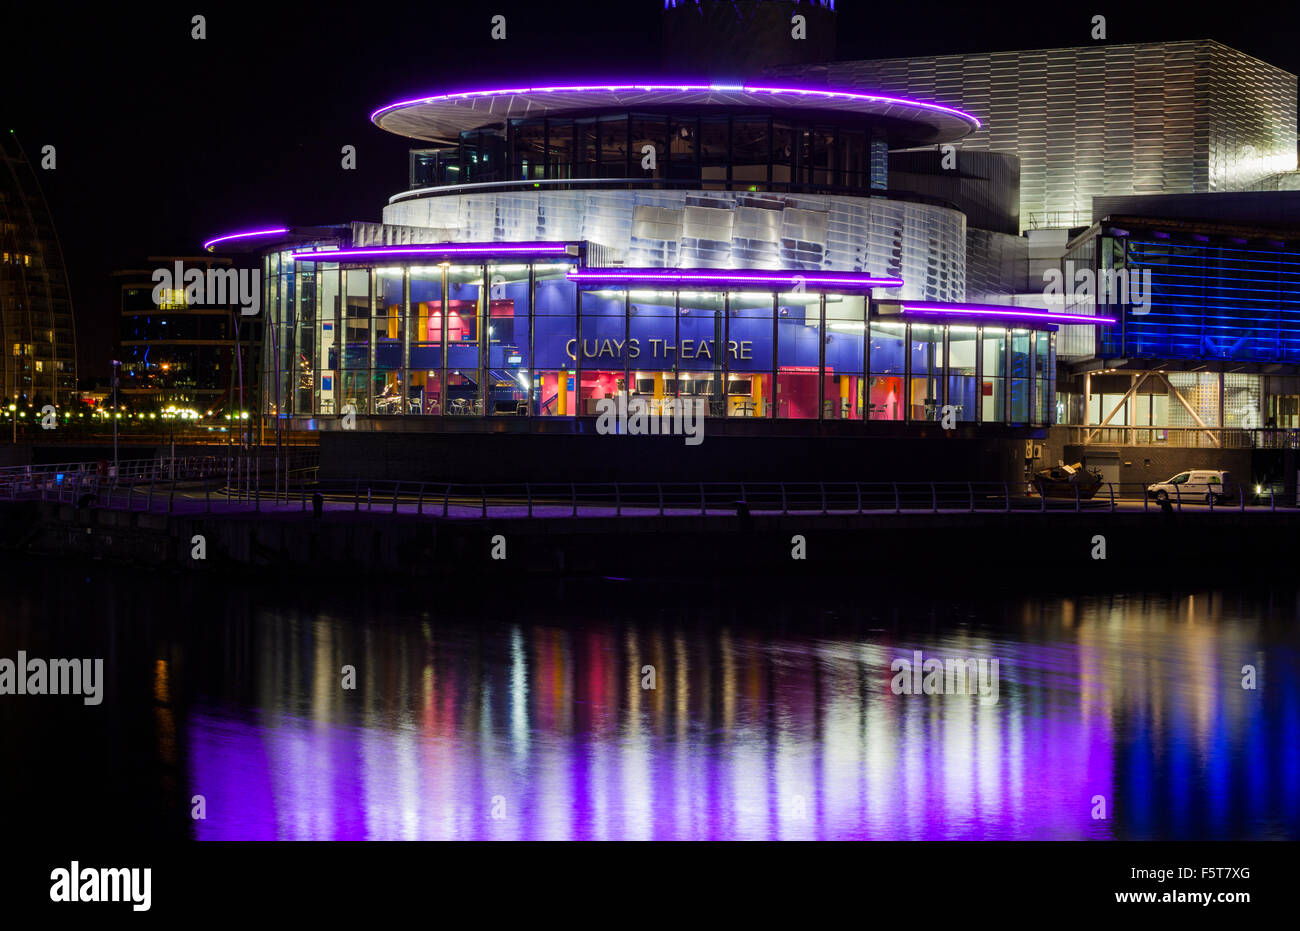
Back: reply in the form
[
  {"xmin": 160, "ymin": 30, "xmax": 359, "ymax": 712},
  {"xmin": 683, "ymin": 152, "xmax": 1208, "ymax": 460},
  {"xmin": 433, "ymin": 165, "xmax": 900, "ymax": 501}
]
[{"xmin": 6, "ymin": 1, "xmax": 1299, "ymax": 378}]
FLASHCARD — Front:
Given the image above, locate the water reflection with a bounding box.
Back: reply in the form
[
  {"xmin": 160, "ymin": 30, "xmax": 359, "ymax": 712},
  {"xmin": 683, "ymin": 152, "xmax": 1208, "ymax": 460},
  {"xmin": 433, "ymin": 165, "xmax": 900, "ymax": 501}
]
[{"xmin": 183, "ymin": 590, "xmax": 1299, "ymax": 840}]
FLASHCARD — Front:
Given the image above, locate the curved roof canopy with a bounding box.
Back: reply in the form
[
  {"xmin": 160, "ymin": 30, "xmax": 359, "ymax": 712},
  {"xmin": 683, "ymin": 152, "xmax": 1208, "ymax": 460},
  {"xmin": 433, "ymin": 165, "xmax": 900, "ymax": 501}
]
[{"xmin": 371, "ymin": 82, "xmax": 980, "ymax": 147}]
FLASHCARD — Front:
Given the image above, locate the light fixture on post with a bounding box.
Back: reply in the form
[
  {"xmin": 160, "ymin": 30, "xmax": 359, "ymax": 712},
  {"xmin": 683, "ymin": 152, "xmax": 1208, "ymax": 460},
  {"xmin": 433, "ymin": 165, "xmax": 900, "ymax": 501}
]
[{"xmin": 110, "ymin": 360, "xmax": 121, "ymax": 474}]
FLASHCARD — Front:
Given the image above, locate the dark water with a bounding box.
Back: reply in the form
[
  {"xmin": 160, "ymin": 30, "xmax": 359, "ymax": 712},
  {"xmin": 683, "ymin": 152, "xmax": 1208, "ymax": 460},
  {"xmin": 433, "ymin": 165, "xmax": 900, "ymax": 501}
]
[{"xmin": 1, "ymin": 564, "xmax": 1297, "ymax": 840}]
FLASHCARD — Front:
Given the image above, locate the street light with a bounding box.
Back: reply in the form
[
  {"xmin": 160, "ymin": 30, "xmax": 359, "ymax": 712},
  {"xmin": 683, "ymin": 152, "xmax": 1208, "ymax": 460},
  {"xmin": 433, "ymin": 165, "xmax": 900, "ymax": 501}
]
[{"xmin": 111, "ymin": 360, "xmax": 120, "ymax": 474}]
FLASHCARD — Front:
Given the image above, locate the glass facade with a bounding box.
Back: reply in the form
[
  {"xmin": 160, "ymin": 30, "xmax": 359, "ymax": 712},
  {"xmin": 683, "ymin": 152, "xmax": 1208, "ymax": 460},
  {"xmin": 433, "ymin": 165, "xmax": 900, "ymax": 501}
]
[
  {"xmin": 408, "ymin": 111, "xmax": 890, "ymax": 194},
  {"xmin": 1099, "ymin": 234, "xmax": 1300, "ymax": 363},
  {"xmin": 263, "ymin": 251, "xmax": 1055, "ymax": 426}
]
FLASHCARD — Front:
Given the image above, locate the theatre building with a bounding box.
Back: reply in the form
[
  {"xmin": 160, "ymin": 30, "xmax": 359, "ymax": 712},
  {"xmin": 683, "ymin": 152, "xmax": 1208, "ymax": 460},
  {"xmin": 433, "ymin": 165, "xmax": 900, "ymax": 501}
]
[{"xmin": 205, "ymin": 79, "xmax": 1111, "ymax": 483}]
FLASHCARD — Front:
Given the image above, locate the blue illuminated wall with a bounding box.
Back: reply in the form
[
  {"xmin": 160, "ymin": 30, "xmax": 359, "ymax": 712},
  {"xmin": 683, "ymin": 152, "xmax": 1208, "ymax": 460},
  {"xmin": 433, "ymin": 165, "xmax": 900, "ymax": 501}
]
[{"xmin": 1100, "ymin": 236, "xmax": 1300, "ymax": 362}]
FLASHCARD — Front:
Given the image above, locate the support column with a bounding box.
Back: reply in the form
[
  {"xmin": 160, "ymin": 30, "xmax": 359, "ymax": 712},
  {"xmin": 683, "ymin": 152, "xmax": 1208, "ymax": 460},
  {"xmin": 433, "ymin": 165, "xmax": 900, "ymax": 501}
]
[
  {"xmin": 1218, "ymin": 369, "xmax": 1225, "ymax": 432},
  {"xmin": 1129, "ymin": 373, "xmax": 1137, "ymax": 446},
  {"xmin": 1083, "ymin": 369, "xmax": 1091, "ymax": 440}
]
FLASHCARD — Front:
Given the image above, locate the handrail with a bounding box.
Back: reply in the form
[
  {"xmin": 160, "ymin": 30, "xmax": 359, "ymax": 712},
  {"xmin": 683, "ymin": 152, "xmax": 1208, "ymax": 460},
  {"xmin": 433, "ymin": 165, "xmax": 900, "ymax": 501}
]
[{"xmin": 6, "ymin": 472, "xmax": 1296, "ymax": 517}]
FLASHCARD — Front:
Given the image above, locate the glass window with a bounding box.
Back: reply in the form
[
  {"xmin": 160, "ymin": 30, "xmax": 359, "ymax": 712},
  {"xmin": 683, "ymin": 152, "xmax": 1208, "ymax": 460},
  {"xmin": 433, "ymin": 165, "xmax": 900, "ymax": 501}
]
[
  {"xmin": 824, "ymin": 294, "xmax": 865, "ymax": 420},
  {"xmin": 275, "ymin": 271, "xmax": 294, "ymax": 415},
  {"xmin": 629, "ymin": 289, "xmax": 677, "ymax": 416},
  {"xmin": 342, "ymin": 269, "xmax": 370, "ymax": 414},
  {"xmin": 532, "ymin": 262, "xmax": 577, "ymax": 416},
  {"xmin": 486, "ymin": 263, "xmax": 531, "ymax": 416},
  {"xmin": 295, "ymin": 263, "xmax": 316, "ymax": 416},
  {"xmin": 599, "ymin": 115, "xmax": 627, "ymax": 178},
  {"xmin": 461, "ymin": 133, "xmax": 480, "ymax": 182},
  {"xmin": 1033, "ymin": 330, "xmax": 1051, "ymax": 423},
  {"xmin": 446, "ymin": 265, "xmax": 483, "ymax": 415},
  {"xmin": 477, "ymin": 129, "xmax": 506, "ymax": 183},
  {"xmin": 869, "ymin": 320, "xmax": 905, "ymax": 421},
  {"xmin": 1010, "ymin": 329, "xmax": 1032, "ymax": 422},
  {"xmin": 982, "ymin": 327, "xmax": 1007, "ymax": 422},
  {"xmin": 679, "ymin": 292, "xmax": 724, "ymax": 416},
  {"xmin": 776, "ymin": 292, "xmax": 820, "ymax": 418},
  {"xmin": 909, "ymin": 323, "xmax": 944, "ymax": 421},
  {"xmin": 578, "ymin": 289, "xmax": 626, "ymax": 416},
  {"xmin": 869, "ymin": 135, "xmax": 889, "ymax": 190},
  {"xmin": 700, "ymin": 117, "xmax": 728, "ymax": 186},
  {"xmin": 546, "ymin": 119, "xmax": 573, "ymax": 180},
  {"xmin": 629, "ymin": 115, "xmax": 668, "ymax": 180},
  {"xmin": 772, "ymin": 122, "xmax": 795, "ymax": 188},
  {"xmin": 408, "ymin": 266, "xmax": 443, "ymax": 415},
  {"xmin": 1037, "ymin": 331, "xmax": 1054, "ymax": 424},
  {"xmin": 575, "ymin": 119, "xmax": 598, "ymax": 179},
  {"xmin": 512, "ymin": 119, "xmax": 546, "ymax": 181},
  {"xmin": 946, "ymin": 325, "xmax": 978, "ymax": 422},
  {"xmin": 808, "ymin": 126, "xmax": 834, "ymax": 186},
  {"xmin": 318, "ymin": 264, "xmax": 339, "ymax": 415},
  {"xmin": 726, "ymin": 292, "xmax": 772, "ymax": 417},
  {"xmin": 837, "ymin": 129, "xmax": 866, "ymax": 190},
  {"xmin": 375, "ymin": 268, "xmax": 403, "ymax": 372},
  {"xmin": 669, "ymin": 118, "xmax": 697, "ymax": 180},
  {"xmin": 670, "ymin": 116, "xmax": 702, "ymax": 179},
  {"xmin": 731, "ymin": 119, "xmax": 769, "ymax": 189}
]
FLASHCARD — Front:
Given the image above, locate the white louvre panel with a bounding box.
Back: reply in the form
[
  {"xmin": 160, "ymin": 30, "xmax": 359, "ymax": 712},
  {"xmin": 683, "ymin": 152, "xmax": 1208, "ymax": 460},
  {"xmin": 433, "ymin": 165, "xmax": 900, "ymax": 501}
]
[
  {"xmin": 384, "ymin": 188, "xmax": 967, "ymax": 302},
  {"xmin": 350, "ymin": 221, "xmax": 455, "ymax": 246}
]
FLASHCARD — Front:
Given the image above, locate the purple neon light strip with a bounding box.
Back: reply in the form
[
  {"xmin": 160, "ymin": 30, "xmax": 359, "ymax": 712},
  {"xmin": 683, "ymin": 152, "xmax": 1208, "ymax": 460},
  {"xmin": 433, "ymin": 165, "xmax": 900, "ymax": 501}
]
[
  {"xmin": 900, "ymin": 302, "xmax": 1117, "ymax": 325},
  {"xmin": 203, "ymin": 227, "xmax": 290, "ymax": 251},
  {"xmin": 371, "ymin": 83, "xmax": 980, "ymax": 129},
  {"xmin": 568, "ymin": 269, "xmax": 904, "ymax": 288},
  {"xmin": 290, "ymin": 243, "xmax": 575, "ymax": 261}
]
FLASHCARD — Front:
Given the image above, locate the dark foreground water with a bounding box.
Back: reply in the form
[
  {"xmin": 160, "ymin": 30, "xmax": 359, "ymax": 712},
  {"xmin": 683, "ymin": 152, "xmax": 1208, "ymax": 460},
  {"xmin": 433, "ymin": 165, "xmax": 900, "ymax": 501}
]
[{"xmin": 1, "ymin": 563, "xmax": 1297, "ymax": 840}]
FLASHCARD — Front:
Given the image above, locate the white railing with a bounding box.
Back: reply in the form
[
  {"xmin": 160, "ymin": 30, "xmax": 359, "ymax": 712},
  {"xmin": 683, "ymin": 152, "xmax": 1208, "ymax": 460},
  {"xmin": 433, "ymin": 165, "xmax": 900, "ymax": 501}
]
[{"xmin": 1064, "ymin": 426, "xmax": 1300, "ymax": 449}]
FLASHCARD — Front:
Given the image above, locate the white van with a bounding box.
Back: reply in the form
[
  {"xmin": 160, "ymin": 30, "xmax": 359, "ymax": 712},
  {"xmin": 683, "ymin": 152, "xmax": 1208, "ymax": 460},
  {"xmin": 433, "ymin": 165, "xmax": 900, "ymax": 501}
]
[{"xmin": 1146, "ymin": 469, "xmax": 1230, "ymax": 505}]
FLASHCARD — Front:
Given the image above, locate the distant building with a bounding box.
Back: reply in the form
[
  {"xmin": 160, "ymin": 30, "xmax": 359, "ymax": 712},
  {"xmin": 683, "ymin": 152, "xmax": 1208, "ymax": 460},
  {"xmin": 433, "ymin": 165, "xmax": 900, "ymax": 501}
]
[
  {"xmin": 772, "ymin": 40, "xmax": 1299, "ymax": 231},
  {"xmin": 1053, "ymin": 193, "xmax": 1300, "ymax": 457},
  {"xmin": 114, "ymin": 256, "xmax": 239, "ymax": 413},
  {"xmin": 0, "ymin": 133, "xmax": 77, "ymax": 408}
]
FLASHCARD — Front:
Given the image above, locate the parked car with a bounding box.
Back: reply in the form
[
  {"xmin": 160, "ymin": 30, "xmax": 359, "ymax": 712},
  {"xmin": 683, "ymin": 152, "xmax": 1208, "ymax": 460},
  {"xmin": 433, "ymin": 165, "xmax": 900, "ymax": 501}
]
[
  {"xmin": 1146, "ymin": 469, "xmax": 1229, "ymax": 505},
  {"xmin": 1033, "ymin": 462, "xmax": 1104, "ymax": 499}
]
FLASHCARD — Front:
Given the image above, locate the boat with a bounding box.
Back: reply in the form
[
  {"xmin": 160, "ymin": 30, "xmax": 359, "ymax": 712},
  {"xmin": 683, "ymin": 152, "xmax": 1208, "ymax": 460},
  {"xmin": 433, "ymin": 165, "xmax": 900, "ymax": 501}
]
[{"xmin": 1033, "ymin": 462, "xmax": 1104, "ymax": 499}]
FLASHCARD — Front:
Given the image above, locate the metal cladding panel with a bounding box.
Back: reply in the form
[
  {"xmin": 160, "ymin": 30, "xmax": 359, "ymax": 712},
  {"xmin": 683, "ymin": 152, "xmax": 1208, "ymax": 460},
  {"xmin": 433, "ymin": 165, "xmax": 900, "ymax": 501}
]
[
  {"xmin": 889, "ymin": 150, "xmax": 1021, "ymax": 234},
  {"xmin": 383, "ymin": 188, "xmax": 966, "ymax": 301},
  {"xmin": 770, "ymin": 40, "xmax": 1297, "ymax": 233},
  {"xmin": 965, "ymin": 228, "xmax": 1029, "ymax": 301}
]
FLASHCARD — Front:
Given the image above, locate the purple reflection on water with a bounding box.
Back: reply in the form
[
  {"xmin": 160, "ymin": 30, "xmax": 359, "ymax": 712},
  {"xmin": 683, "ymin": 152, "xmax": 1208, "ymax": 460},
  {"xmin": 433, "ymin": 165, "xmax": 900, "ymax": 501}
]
[
  {"xmin": 184, "ymin": 597, "xmax": 1299, "ymax": 841},
  {"xmin": 188, "ymin": 640, "xmax": 1127, "ymax": 840}
]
